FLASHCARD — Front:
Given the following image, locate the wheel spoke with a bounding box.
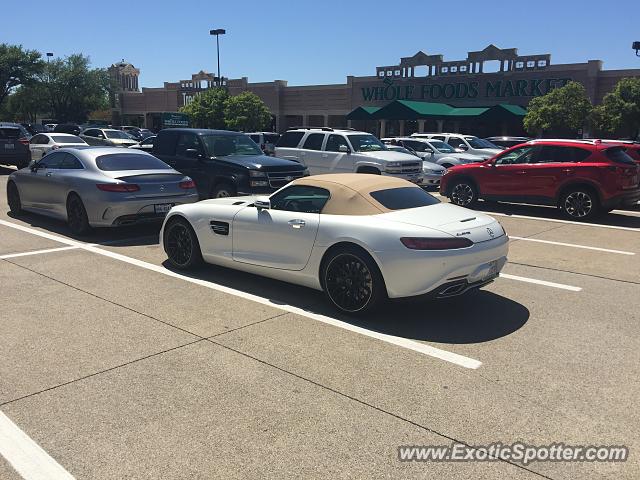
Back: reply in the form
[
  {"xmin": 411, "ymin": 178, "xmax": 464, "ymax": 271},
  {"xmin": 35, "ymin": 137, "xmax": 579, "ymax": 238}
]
[{"xmin": 325, "ymin": 254, "xmax": 374, "ymax": 312}]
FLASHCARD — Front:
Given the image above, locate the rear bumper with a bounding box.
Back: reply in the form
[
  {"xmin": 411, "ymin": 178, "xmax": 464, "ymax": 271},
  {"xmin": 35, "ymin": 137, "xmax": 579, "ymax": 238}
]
[
  {"xmin": 89, "ymin": 193, "xmax": 199, "ymax": 227},
  {"xmin": 602, "ymin": 188, "xmax": 640, "ymax": 208}
]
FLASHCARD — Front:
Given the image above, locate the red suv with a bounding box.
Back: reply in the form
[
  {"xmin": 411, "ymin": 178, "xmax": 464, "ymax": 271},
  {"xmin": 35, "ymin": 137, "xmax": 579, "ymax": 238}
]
[{"xmin": 440, "ymin": 140, "xmax": 640, "ymax": 220}]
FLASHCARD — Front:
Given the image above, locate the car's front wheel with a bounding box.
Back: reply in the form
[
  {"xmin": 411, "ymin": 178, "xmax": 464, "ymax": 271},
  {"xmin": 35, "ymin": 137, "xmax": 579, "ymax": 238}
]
[
  {"xmin": 163, "ymin": 217, "xmax": 203, "ymax": 269},
  {"xmin": 560, "ymin": 188, "xmax": 600, "ymax": 220},
  {"xmin": 211, "ymin": 183, "xmax": 236, "ymax": 198},
  {"xmin": 449, "ymin": 180, "xmax": 478, "ymax": 208},
  {"xmin": 7, "ymin": 181, "xmax": 22, "ymax": 214},
  {"xmin": 321, "ymin": 246, "xmax": 385, "ymax": 315},
  {"xmin": 66, "ymin": 194, "xmax": 92, "ymax": 235}
]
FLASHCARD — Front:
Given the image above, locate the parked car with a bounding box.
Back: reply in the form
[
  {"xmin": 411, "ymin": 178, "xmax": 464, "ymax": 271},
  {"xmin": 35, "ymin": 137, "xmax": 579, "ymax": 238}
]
[
  {"xmin": 597, "ymin": 140, "xmax": 640, "ymax": 164},
  {"xmin": 129, "ymin": 135, "xmax": 156, "ymax": 151},
  {"xmin": 29, "ymin": 133, "xmax": 88, "ymax": 161},
  {"xmin": 161, "ymin": 173, "xmax": 508, "ymax": 314},
  {"xmin": 383, "ymin": 137, "xmax": 483, "ymax": 167},
  {"xmin": 80, "ymin": 128, "xmax": 138, "ymax": 147},
  {"xmin": 138, "ymin": 128, "xmax": 154, "ymax": 140},
  {"xmin": 440, "ymin": 139, "xmax": 640, "ymax": 219},
  {"xmin": 54, "ymin": 123, "xmax": 83, "ymax": 136},
  {"xmin": 44, "ymin": 123, "xmax": 58, "ymax": 132},
  {"xmin": 152, "ymin": 128, "xmax": 309, "ymax": 198},
  {"xmin": 411, "ymin": 133, "xmax": 502, "ymax": 160},
  {"xmin": 0, "ymin": 123, "xmax": 32, "ymax": 169},
  {"xmin": 245, "ymin": 132, "xmax": 280, "ymax": 155},
  {"xmin": 21, "ymin": 123, "xmax": 46, "ymax": 136},
  {"xmin": 275, "ymin": 128, "xmax": 423, "ymax": 184},
  {"xmin": 6, "ymin": 147, "xmax": 199, "ymax": 235},
  {"xmin": 485, "ymin": 136, "xmax": 532, "ymax": 149}
]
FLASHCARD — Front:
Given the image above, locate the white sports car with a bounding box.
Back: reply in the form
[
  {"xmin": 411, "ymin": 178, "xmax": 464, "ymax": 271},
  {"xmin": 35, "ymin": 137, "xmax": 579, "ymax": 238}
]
[{"xmin": 160, "ymin": 174, "xmax": 509, "ymax": 314}]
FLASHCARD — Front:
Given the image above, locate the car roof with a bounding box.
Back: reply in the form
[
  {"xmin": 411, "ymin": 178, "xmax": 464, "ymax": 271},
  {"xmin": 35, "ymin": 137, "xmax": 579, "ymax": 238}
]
[
  {"xmin": 161, "ymin": 128, "xmax": 241, "ymax": 136},
  {"xmin": 525, "ymin": 139, "xmax": 609, "ymax": 150},
  {"xmin": 45, "ymin": 133, "xmax": 80, "ymax": 137},
  {"xmin": 58, "ymin": 146, "xmax": 149, "ymax": 156},
  {"xmin": 285, "ymin": 127, "xmax": 366, "ymax": 135}
]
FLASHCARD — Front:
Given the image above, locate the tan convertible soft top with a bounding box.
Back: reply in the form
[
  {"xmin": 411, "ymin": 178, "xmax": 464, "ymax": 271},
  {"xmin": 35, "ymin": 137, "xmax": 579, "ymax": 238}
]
[{"xmin": 289, "ymin": 173, "xmax": 419, "ymax": 215}]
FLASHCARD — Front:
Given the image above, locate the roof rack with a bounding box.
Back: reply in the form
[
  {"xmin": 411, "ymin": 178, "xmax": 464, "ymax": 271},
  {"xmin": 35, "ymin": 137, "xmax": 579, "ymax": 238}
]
[{"xmin": 287, "ymin": 126, "xmax": 334, "ymax": 131}]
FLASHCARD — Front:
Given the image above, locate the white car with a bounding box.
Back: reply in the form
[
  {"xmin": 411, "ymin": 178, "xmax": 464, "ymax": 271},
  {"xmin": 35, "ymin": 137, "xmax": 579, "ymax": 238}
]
[
  {"xmin": 275, "ymin": 128, "xmax": 423, "ymax": 184},
  {"xmin": 28, "ymin": 133, "xmax": 88, "ymax": 161},
  {"xmin": 411, "ymin": 133, "xmax": 502, "ymax": 160},
  {"xmin": 44, "ymin": 123, "xmax": 58, "ymax": 132},
  {"xmin": 160, "ymin": 174, "xmax": 508, "ymax": 314},
  {"xmin": 383, "ymin": 137, "xmax": 482, "ymax": 168}
]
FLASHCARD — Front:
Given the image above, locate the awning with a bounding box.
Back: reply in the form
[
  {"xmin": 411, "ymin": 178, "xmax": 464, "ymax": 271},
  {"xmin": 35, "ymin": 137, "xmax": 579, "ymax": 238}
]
[
  {"xmin": 345, "ymin": 106, "xmax": 381, "ymax": 120},
  {"xmin": 347, "ymin": 100, "xmax": 526, "ymax": 120}
]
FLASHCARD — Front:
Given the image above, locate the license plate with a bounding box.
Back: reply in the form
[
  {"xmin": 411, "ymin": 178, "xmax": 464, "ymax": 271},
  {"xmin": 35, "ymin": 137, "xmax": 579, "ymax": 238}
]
[
  {"xmin": 154, "ymin": 203, "xmax": 173, "ymax": 214},
  {"xmin": 4, "ymin": 144, "xmax": 15, "ymax": 149}
]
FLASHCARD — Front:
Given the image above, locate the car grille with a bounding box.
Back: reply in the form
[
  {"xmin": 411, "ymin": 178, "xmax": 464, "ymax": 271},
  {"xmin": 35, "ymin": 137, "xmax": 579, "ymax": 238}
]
[
  {"xmin": 401, "ymin": 162, "xmax": 421, "ymax": 174},
  {"xmin": 267, "ymin": 170, "xmax": 305, "ymax": 188}
]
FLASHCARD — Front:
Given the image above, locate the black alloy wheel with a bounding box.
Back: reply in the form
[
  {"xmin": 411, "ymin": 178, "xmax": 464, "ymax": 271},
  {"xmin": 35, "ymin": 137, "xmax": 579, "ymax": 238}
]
[
  {"xmin": 66, "ymin": 194, "xmax": 91, "ymax": 235},
  {"xmin": 7, "ymin": 182, "xmax": 22, "ymax": 214},
  {"xmin": 164, "ymin": 218, "xmax": 203, "ymax": 269},
  {"xmin": 450, "ymin": 181, "xmax": 477, "ymax": 208}
]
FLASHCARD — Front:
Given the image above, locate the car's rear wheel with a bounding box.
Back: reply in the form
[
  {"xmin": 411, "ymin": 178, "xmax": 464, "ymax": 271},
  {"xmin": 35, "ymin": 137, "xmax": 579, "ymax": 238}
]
[
  {"xmin": 17, "ymin": 155, "xmax": 30, "ymax": 169},
  {"xmin": 449, "ymin": 180, "xmax": 478, "ymax": 208},
  {"xmin": 211, "ymin": 183, "xmax": 236, "ymax": 198},
  {"xmin": 66, "ymin": 194, "xmax": 92, "ymax": 235},
  {"xmin": 321, "ymin": 246, "xmax": 385, "ymax": 315},
  {"xmin": 7, "ymin": 182, "xmax": 22, "ymax": 214},
  {"xmin": 164, "ymin": 217, "xmax": 203, "ymax": 269},
  {"xmin": 560, "ymin": 188, "xmax": 600, "ymax": 220}
]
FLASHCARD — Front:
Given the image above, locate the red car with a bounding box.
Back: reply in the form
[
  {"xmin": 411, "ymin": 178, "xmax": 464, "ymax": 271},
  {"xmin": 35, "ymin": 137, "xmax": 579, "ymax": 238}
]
[{"xmin": 440, "ymin": 139, "xmax": 640, "ymax": 220}]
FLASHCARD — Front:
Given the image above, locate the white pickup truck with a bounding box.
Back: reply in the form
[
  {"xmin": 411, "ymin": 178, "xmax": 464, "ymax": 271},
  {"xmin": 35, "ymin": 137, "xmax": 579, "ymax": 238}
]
[{"xmin": 274, "ymin": 128, "xmax": 424, "ymax": 184}]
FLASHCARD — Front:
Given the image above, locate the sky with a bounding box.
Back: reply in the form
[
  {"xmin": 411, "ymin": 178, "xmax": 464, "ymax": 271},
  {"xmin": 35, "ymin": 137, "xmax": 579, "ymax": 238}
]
[{"xmin": 3, "ymin": 0, "xmax": 640, "ymax": 89}]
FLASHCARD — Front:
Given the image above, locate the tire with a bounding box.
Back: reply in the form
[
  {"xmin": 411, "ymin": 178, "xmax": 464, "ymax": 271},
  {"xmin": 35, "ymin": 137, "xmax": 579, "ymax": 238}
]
[
  {"xmin": 321, "ymin": 246, "xmax": 386, "ymax": 315},
  {"xmin": 211, "ymin": 182, "xmax": 236, "ymax": 198},
  {"xmin": 559, "ymin": 188, "xmax": 600, "ymax": 220},
  {"xmin": 449, "ymin": 179, "xmax": 478, "ymax": 208},
  {"xmin": 16, "ymin": 155, "xmax": 30, "ymax": 169},
  {"xmin": 163, "ymin": 217, "xmax": 203, "ymax": 270},
  {"xmin": 66, "ymin": 194, "xmax": 92, "ymax": 235},
  {"xmin": 7, "ymin": 182, "xmax": 22, "ymax": 214}
]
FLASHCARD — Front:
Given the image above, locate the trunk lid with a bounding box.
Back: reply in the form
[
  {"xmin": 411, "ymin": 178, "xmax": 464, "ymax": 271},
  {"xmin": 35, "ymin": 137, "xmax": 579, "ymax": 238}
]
[{"xmin": 108, "ymin": 170, "xmax": 189, "ymax": 198}]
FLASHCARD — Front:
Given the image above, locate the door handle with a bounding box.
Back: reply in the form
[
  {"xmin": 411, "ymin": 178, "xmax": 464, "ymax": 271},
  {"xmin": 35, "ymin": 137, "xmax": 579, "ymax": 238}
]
[
  {"xmin": 288, "ymin": 219, "xmax": 305, "ymax": 229},
  {"xmin": 45, "ymin": 172, "xmax": 52, "ymax": 177},
  {"xmin": 322, "ymin": 154, "xmax": 328, "ymax": 158}
]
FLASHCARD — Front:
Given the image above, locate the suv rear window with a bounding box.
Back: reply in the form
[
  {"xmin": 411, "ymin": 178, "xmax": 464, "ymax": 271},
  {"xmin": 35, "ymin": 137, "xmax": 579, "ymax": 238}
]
[
  {"xmin": 0, "ymin": 128, "xmax": 21, "ymax": 139},
  {"xmin": 369, "ymin": 187, "xmax": 440, "ymax": 210},
  {"xmin": 605, "ymin": 147, "xmax": 636, "ymax": 165},
  {"xmin": 277, "ymin": 131, "xmax": 305, "ymax": 148},
  {"xmin": 95, "ymin": 153, "xmax": 172, "ymax": 171}
]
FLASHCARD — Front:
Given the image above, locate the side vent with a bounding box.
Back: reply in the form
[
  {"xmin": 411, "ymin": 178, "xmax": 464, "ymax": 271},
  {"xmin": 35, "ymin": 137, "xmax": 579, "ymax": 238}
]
[
  {"xmin": 232, "ymin": 201, "xmax": 246, "ymax": 205},
  {"xmin": 210, "ymin": 220, "xmax": 229, "ymax": 236}
]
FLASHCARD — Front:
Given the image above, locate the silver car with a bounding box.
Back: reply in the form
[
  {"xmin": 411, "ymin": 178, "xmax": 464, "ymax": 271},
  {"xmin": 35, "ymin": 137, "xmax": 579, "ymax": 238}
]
[
  {"xmin": 80, "ymin": 128, "xmax": 138, "ymax": 147},
  {"xmin": 6, "ymin": 147, "xmax": 199, "ymax": 235}
]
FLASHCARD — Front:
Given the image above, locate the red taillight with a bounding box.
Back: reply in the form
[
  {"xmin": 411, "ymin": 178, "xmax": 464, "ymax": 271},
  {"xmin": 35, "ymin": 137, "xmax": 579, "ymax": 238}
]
[
  {"xmin": 400, "ymin": 237, "xmax": 473, "ymax": 250},
  {"xmin": 96, "ymin": 183, "xmax": 140, "ymax": 192},
  {"xmin": 179, "ymin": 179, "xmax": 196, "ymax": 189},
  {"xmin": 19, "ymin": 138, "xmax": 29, "ymax": 145}
]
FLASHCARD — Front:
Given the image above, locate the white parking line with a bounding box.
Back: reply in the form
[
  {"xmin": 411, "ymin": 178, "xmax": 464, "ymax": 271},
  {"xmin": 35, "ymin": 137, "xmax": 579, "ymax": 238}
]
[
  {"xmin": 0, "ymin": 246, "xmax": 81, "ymax": 260},
  {"xmin": 0, "ymin": 410, "xmax": 75, "ymax": 480},
  {"xmin": 481, "ymin": 211, "xmax": 639, "ymax": 232},
  {"xmin": 499, "ymin": 273, "xmax": 582, "ymax": 292},
  {"xmin": 509, "ymin": 236, "xmax": 635, "ymax": 255},
  {"xmin": 0, "ymin": 219, "xmax": 481, "ymax": 369}
]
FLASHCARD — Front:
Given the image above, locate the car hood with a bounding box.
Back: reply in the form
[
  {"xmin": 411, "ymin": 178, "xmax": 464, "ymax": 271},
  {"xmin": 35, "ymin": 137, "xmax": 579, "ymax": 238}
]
[
  {"xmin": 379, "ymin": 203, "xmax": 506, "ymax": 243},
  {"xmin": 358, "ymin": 150, "xmax": 420, "ymax": 162},
  {"xmin": 212, "ymin": 154, "xmax": 304, "ymax": 169}
]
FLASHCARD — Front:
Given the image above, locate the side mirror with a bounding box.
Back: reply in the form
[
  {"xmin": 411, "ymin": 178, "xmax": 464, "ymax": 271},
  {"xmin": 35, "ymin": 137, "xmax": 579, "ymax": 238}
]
[
  {"xmin": 457, "ymin": 144, "xmax": 469, "ymax": 151},
  {"xmin": 255, "ymin": 196, "xmax": 270, "ymax": 210},
  {"xmin": 338, "ymin": 145, "xmax": 350, "ymax": 153}
]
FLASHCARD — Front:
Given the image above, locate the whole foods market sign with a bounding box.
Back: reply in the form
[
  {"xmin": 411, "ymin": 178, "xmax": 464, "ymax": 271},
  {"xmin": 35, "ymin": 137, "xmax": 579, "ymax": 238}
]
[
  {"xmin": 361, "ymin": 77, "xmax": 572, "ymax": 102},
  {"xmin": 162, "ymin": 112, "xmax": 190, "ymax": 127}
]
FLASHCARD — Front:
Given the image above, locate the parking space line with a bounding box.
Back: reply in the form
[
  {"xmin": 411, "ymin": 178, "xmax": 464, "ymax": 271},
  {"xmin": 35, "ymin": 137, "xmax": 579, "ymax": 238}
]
[
  {"xmin": 0, "ymin": 246, "xmax": 81, "ymax": 260},
  {"xmin": 480, "ymin": 211, "xmax": 639, "ymax": 232},
  {"xmin": 499, "ymin": 273, "xmax": 582, "ymax": 291},
  {"xmin": 0, "ymin": 410, "xmax": 75, "ymax": 480},
  {"xmin": 509, "ymin": 236, "xmax": 635, "ymax": 255},
  {"xmin": 0, "ymin": 219, "xmax": 482, "ymax": 369}
]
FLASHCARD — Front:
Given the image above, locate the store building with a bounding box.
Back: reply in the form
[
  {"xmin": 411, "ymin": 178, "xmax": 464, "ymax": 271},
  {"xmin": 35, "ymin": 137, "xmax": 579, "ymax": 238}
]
[{"xmin": 110, "ymin": 45, "xmax": 640, "ymax": 135}]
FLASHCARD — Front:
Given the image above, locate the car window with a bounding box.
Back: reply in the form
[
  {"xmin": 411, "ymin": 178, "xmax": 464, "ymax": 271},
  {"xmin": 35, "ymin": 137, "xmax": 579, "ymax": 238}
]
[
  {"xmin": 465, "ymin": 137, "xmax": 499, "ymax": 149},
  {"xmin": 83, "ymin": 129, "xmax": 97, "ymax": 137},
  {"xmin": 154, "ymin": 131, "xmax": 178, "ymax": 155},
  {"xmin": 428, "ymin": 140, "xmax": 455, "ymax": 153},
  {"xmin": 276, "ymin": 131, "xmax": 305, "ymax": 148},
  {"xmin": 176, "ymin": 133, "xmax": 203, "ymax": 156},
  {"xmin": 369, "ymin": 187, "xmax": 440, "ymax": 210},
  {"xmin": 404, "ymin": 140, "xmax": 430, "ymax": 152},
  {"xmin": 58, "ymin": 152, "xmax": 84, "ymax": 169},
  {"xmin": 95, "ymin": 153, "xmax": 172, "ymax": 171},
  {"xmin": 264, "ymin": 134, "xmax": 280, "ymax": 144},
  {"xmin": 534, "ymin": 146, "xmax": 570, "ymax": 163},
  {"xmin": 495, "ymin": 146, "xmax": 536, "ymax": 165},
  {"xmin": 142, "ymin": 137, "xmax": 155, "ymax": 146},
  {"xmin": 105, "ymin": 130, "xmax": 131, "ymax": 139},
  {"xmin": 0, "ymin": 128, "xmax": 21, "ymax": 139},
  {"xmin": 269, "ymin": 185, "xmax": 330, "ymax": 213},
  {"xmin": 37, "ymin": 152, "xmax": 65, "ymax": 169},
  {"xmin": 50, "ymin": 135, "xmax": 84, "ymax": 144},
  {"xmin": 302, "ymin": 133, "xmax": 325, "ymax": 151},
  {"xmin": 201, "ymin": 134, "xmax": 262, "ymax": 156},
  {"xmin": 324, "ymin": 134, "xmax": 350, "ymax": 152},
  {"xmin": 347, "ymin": 134, "xmax": 387, "ymax": 152},
  {"xmin": 447, "ymin": 137, "xmax": 464, "ymax": 148},
  {"xmin": 249, "ymin": 135, "xmax": 260, "ymax": 143},
  {"xmin": 605, "ymin": 147, "xmax": 636, "ymax": 165},
  {"xmin": 30, "ymin": 134, "xmax": 48, "ymax": 144},
  {"xmin": 431, "ymin": 135, "xmax": 446, "ymax": 142}
]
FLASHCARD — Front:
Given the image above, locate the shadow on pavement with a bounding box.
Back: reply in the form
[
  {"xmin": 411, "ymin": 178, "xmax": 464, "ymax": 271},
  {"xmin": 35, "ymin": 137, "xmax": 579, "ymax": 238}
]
[
  {"xmin": 0, "ymin": 165, "xmax": 17, "ymax": 176},
  {"xmin": 164, "ymin": 260, "xmax": 529, "ymax": 345}
]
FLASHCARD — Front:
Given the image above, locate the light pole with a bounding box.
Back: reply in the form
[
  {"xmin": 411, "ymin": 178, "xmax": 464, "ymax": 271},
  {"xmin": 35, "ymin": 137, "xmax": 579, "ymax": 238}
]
[{"xmin": 209, "ymin": 29, "xmax": 226, "ymax": 87}]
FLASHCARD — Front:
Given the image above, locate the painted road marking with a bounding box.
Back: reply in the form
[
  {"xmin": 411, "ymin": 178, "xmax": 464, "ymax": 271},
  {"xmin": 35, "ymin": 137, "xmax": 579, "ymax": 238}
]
[
  {"xmin": 0, "ymin": 246, "xmax": 81, "ymax": 260},
  {"xmin": 0, "ymin": 219, "xmax": 481, "ymax": 369},
  {"xmin": 482, "ymin": 211, "xmax": 639, "ymax": 233},
  {"xmin": 499, "ymin": 273, "xmax": 582, "ymax": 292},
  {"xmin": 509, "ymin": 236, "xmax": 635, "ymax": 255},
  {"xmin": 0, "ymin": 410, "xmax": 75, "ymax": 480}
]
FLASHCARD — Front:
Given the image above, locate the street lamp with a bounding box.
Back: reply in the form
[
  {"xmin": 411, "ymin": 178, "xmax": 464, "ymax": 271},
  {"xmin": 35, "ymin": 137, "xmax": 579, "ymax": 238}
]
[
  {"xmin": 46, "ymin": 52, "xmax": 53, "ymax": 62},
  {"xmin": 209, "ymin": 28, "xmax": 226, "ymax": 86},
  {"xmin": 634, "ymin": 41, "xmax": 640, "ymax": 57}
]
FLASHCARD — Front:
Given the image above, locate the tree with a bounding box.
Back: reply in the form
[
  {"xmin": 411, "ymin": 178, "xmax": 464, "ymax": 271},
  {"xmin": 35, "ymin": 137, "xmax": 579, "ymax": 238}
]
[
  {"xmin": 590, "ymin": 77, "xmax": 640, "ymax": 139},
  {"xmin": 523, "ymin": 81, "xmax": 592, "ymax": 137},
  {"xmin": 43, "ymin": 54, "xmax": 110, "ymax": 122},
  {"xmin": 179, "ymin": 88, "xmax": 228, "ymax": 128},
  {"xmin": 0, "ymin": 44, "xmax": 44, "ymax": 109},
  {"xmin": 223, "ymin": 91, "xmax": 272, "ymax": 131},
  {"xmin": 7, "ymin": 83, "xmax": 47, "ymax": 122}
]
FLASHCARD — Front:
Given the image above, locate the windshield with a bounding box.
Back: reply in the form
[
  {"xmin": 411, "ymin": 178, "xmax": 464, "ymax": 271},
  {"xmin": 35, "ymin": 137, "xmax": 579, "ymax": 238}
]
[
  {"xmin": 105, "ymin": 130, "xmax": 132, "ymax": 139},
  {"xmin": 95, "ymin": 153, "xmax": 172, "ymax": 171},
  {"xmin": 348, "ymin": 134, "xmax": 387, "ymax": 152},
  {"xmin": 465, "ymin": 137, "xmax": 499, "ymax": 149},
  {"xmin": 201, "ymin": 134, "xmax": 263, "ymax": 156},
  {"xmin": 388, "ymin": 146, "xmax": 416, "ymax": 156},
  {"xmin": 428, "ymin": 140, "xmax": 456, "ymax": 153},
  {"xmin": 264, "ymin": 134, "xmax": 280, "ymax": 144},
  {"xmin": 51, "ymin": 135, "xmax": 85, "ymax": 144}
]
